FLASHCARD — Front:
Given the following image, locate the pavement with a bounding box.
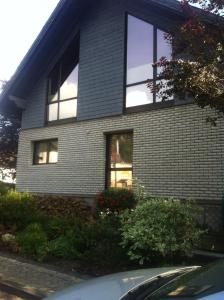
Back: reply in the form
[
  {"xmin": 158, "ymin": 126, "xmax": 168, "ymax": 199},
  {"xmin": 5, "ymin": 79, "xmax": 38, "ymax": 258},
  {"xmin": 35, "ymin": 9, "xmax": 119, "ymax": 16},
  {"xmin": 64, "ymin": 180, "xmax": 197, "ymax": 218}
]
[{"xmin": 0, "ymin": 254, "xmax": 86, "ymax": 299}]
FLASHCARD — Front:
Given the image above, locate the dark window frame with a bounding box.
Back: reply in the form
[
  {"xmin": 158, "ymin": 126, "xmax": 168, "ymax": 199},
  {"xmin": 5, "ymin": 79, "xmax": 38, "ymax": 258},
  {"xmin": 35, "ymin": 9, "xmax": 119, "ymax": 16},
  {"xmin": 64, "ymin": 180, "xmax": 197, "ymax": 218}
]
[
  {"xmin": 33, "ymin": 139, "xmax": 58, "ymax": 165},
  {"xmin": 46, "ymin": 35, "xmax": 80, "ymax": 123},
  {"xmin": 105, "ymin": 131, "xmax": 133, "ymax": 189},
  {"xmin": 124, "ymin": 13, "xmax": 173, "ymax": 112}
]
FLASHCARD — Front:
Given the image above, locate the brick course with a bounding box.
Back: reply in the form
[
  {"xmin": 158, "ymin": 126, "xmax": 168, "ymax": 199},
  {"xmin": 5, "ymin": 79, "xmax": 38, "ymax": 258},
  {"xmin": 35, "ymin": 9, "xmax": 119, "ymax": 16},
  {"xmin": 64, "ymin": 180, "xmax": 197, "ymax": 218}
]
[{"xmin": 17, "ymin": 104, "xmax": 224, "ymax": 206}]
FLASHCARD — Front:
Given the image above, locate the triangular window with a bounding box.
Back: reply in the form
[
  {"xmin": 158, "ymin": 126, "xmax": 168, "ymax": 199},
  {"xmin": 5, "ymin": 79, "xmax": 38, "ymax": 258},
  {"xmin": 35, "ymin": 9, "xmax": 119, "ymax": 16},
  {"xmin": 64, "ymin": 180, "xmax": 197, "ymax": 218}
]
[{"xmin": 47, "ymin": 35, "xmax": 79, "ymax": 122}]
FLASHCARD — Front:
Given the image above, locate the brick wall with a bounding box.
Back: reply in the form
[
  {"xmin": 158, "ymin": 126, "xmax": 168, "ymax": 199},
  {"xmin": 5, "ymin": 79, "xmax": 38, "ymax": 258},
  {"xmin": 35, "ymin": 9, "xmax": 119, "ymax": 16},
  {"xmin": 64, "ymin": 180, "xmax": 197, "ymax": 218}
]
[{"xmin": 17, "ymin": 104, "xmax": 224, "ymax": 204}]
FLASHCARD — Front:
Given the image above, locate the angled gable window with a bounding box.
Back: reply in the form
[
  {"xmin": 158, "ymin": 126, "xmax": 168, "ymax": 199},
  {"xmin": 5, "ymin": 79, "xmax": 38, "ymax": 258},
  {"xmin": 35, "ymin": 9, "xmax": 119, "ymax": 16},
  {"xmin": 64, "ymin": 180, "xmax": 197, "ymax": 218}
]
[
  {"xmin": 126, "ymin": 15, "xmax": 172, "ymax": 108},
  {"xmin": 47, "ymin": 36, "xmax": 79, "ymax": 122}
]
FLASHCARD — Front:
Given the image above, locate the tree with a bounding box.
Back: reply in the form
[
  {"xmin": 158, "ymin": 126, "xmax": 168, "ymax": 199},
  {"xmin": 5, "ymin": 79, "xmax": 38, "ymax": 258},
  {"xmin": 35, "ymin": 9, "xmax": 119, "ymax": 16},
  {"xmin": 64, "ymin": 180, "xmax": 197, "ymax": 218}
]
[
  {"xmin": 0, "ymin": 81, "xmax": 20, "ymax": 178},
  {"xmin": 153, "ymin": 0, "xmax": 224, "ymax": 122}
]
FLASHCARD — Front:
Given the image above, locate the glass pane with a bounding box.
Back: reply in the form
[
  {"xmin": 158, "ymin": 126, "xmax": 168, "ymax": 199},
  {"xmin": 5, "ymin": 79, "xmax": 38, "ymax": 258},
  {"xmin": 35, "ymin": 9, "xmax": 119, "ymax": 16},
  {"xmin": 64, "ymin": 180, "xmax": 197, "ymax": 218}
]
[
  {"xmin": 34, "ymin": 142, "xmax": 48, "ymax": 164},
  {"xmin": 127, "ymin": 15, "xmax": 154, "ymax": 84},
  {"xmin": 110, "ymin": 170, "xmax": 132, "ymax": 188},
  {"xmin": 59, "ymin": 99, "xmax": 77, "ymax": 119},
  {"xmin": 157, "ymin": 29, "xmax": 172, "ymax": 76},
  {"xmin": 126, "ymin": 83, "xmax": 153, "ymax": 107},
  {"xmin": 49, "ymin": 140, "xmax": 58, "ymax": 163},
  {"xmin": 60, "ymin": 64, "xmax": 79, "ymax": 100},
  {"xmin": 156, "ymin": 79, "xmax": 174, "ymax": 102},
  {"xmin": 48, "ymin": 65, "xmax": 59, "ymax": 102},
  {"xmin": 48, "ymin": 103, "xmax": 58, "ymax": 121},
  {"xmin": 110, "ymin": 134, "xmax": 133, "ymax": 169}
]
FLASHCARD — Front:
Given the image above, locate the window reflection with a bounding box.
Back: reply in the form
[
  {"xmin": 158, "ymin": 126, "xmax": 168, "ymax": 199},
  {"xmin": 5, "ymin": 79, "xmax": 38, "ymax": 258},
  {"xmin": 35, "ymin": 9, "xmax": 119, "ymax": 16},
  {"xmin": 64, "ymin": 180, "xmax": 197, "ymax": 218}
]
[
  {"xmin": 47, "ymin": 36, "xmax": 79, "ymax": 122},
  {"xmin": 107, "ymin": 133, "xmax": 133, "ymax": 188},
  {"xmin": 126, "ymin": 15, "xmax": 173, "ymax": 108},
  {"xmin": 48, "ymin": 64, "xmax": 59, "ymax": 102},
  {"xmin": 60, "ymin": 64, "xmax": 79, "ymax": 100},
  {"xmin": 157, "ymin": 29, "xmax": 172, "ymax": 76},
  {"xmin": 48, "ymin": 103, "xmax": 58, "ymax": 122},
  {"xmin": 59, "ymin": 99, "xmax": 77, "ymax": 120},
  {"xmin": 127, "ymin": 15, "xmax": 153, "ymax": 84},
  {"xmin": 157, "ymin": 29, "xmax": 172, "ymax": 61},
  {"xmin": 48, "ymin": 140, "xmax": 58, "ymax": 163},
  {"xmin": 126, "ymin": 84, "xmax": 153, "ymax": 107},
  {"xmin": 35, "ymin": 143, "xmax": 48, "ymax": 164},
  {"xmin": 110, "ymin": 134, "xmax": 133, "ymax": 168},
  {"xmin": 34, "ymin": 140, "xmax": 58, "ymax": 165}
]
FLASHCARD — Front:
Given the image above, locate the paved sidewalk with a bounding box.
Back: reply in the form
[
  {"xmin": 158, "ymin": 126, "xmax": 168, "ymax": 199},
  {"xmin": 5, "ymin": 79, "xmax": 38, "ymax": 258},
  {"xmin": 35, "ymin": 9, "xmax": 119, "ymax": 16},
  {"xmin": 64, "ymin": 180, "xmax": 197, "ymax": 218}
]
[{"xmin": 0, "ymin": 255, "xmax": 85, "ymax": 298}]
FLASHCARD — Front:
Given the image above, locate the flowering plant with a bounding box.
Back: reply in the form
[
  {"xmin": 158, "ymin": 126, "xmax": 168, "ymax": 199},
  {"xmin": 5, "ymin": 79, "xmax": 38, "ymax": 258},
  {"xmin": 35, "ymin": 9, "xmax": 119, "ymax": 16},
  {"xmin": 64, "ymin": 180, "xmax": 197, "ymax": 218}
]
[{"xmin": 96, "ymin": 188, "xmax": 136, "ymax": 213}]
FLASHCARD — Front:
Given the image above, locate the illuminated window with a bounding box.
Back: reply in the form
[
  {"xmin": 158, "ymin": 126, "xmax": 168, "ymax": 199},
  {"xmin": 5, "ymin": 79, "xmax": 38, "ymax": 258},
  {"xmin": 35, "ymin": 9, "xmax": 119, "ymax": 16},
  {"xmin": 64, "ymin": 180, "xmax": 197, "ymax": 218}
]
[
  {"xmin": 126, "ymin": 15, "xmax": 172, "ymax": 108},
  {"xmin": 47, "ymin": 35, "xmax": 79, "ymax": 121},
  {"xmin": 33, "ymin": 140, "xmax": 58, "ymax": 165},
  {"xmin": 106, "ymin": 133, "xmax": 133, "ymax": 188}
]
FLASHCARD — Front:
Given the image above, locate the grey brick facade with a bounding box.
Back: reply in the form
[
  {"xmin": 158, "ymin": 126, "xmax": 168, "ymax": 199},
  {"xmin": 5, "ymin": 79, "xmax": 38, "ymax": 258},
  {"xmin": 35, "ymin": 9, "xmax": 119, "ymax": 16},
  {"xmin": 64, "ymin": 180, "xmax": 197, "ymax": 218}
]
[
  {"xmin": 9, "ymin": 0, "xmax": 224, "ymax": 232},
  {"xmin": 17, "ymin": 104, "xmax": 224, "ymax": 200}
]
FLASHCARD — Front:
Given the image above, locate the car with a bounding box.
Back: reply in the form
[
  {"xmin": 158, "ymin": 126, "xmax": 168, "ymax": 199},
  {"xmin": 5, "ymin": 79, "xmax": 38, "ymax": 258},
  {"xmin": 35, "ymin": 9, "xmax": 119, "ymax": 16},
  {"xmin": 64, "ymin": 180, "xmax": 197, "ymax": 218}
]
[{"xmin": 44, "ymin": 260, "xmax": 224, "ymax": 300}]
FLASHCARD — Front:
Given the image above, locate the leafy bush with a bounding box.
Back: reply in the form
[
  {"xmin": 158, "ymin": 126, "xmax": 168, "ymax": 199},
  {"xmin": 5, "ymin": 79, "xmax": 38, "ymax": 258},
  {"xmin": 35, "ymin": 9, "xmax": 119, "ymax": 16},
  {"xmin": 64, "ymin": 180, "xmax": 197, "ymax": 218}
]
[
  {"xmin": 48, "ymin": 230, "xmax": 82, "ymax": 260},
  {"xmin": 43, "ymin": 217, "xmax": 76, "ymax": 240},
  {"xmin": 0, "ymin": 191, "xmax": 39, "ymax": 230},
  {"xmin": 17, "ymin": 223, "xmax": 49, "ymax": 261},
  {"xmin": 96, "ymin": 188, "xmax": 136, "ymax": 213},
  {"xmin": 47, "ymin": 218, "xmax": 90, "ymax": 260},
  {"xmin": 45, "ymin": 215, "xmax": 127, "ymax": 267},
  {"xmin": 0, "ymin": 181, "xmax": 10, "ymax": 195},
  {"xmin": 34, "ymin": 195, "xmax": 91, "ymax": 220},
  {"xmin": 0, "ymin": 189, "xmax": 128, "ymax": 267},
  {"xmin": 120, "ymin": 198, "xmax": 204, "ymax": 264},
  {"xmin": 87, "ymin": 214, "xmax": 128, "ymax": 266}
]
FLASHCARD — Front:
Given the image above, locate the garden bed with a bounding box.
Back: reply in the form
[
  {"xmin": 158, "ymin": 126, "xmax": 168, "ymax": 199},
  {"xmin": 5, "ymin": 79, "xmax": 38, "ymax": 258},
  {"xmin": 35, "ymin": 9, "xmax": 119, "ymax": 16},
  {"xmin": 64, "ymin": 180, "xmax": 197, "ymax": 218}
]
[{"xmin": 0, "ymin": 183, "xmax": 209, "ymax": 275}]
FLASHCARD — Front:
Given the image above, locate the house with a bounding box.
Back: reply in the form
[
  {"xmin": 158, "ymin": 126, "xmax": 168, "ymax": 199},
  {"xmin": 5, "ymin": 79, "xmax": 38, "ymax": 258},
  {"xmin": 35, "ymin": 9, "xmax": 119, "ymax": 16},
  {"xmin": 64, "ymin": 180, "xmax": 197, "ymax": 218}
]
[{"xmin": 0, "ymin": 0, "xmax": 223, "ymax": 232}]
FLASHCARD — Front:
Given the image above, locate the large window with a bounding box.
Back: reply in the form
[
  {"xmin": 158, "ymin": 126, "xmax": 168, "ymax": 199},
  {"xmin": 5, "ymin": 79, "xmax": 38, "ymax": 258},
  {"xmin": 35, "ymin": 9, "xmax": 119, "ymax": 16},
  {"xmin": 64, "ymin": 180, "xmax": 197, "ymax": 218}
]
[
  {"xmin": 106, "ymin": 133, "xmax": 133, "ymax": 188},
  {"xmin": 126, "ymin": 15, "xmax": 172, "ymax": 108},
  {"xmin": 33, "ymin": 139, "xmax": 58, "ymax": 165},
  {"xmin": 47, "ymin": 36, "xmax": 79, "ymax": 122}
]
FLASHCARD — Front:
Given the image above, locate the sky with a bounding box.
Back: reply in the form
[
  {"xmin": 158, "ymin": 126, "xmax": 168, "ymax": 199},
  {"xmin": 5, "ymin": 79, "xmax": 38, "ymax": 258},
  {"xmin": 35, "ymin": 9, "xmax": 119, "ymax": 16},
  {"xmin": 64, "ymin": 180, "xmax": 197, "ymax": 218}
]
[
  {"xmin": 0, "ymin": 0, "xmax": 204, "ymax": 84},
  {"xmin": 0, "ymin": 0, "xmax": 60, "ymax": 82}
]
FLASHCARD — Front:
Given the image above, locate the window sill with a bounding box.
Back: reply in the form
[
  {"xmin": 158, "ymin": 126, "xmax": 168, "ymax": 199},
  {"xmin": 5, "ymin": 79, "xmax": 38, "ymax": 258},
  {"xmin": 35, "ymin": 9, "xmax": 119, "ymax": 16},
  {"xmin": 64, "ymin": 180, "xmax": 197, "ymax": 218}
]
[
  {"xmin": 46, "ymin": 117, "xmax": 77, "ymax": 127},
  {"xmin": 125, "ymin": 100, "xmax": 175, "ymax": 114},
  {"xmin": 125, "ymin": 97, "xmax": 195, "ymax": 114},
  {"xmin": 32, "ymin": 163, "xmax": 57, "ymax": 166}
]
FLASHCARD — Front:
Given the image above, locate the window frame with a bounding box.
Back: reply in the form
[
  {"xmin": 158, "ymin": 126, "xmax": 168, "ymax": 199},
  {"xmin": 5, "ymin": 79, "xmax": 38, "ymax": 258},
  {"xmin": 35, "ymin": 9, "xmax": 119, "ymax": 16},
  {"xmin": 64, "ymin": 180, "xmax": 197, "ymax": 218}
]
[
  {"xmin": 47, "ymin": 64, "xmax": 79, "ymax": 123},
  {"xmin": 105, "ymin": 131, "xmax": 133, "ymax": 189},
  {"xmin": 46, "ymin": 35, "xmax": 80, "ymax": 124},
  {"xmin": 124, "ymin": 13, "xmax": 174, "ymax": 112},
  {"xmin": 33, "ymin": 139, "xmax": 58, "ymax": 165}
]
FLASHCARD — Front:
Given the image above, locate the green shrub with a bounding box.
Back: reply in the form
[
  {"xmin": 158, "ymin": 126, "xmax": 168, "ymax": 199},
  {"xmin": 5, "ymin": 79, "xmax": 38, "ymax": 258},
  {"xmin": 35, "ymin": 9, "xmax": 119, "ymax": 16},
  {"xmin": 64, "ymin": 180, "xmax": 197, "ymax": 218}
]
[
  {"xmin": 87, "ymin": 214, "xmax": 128, "ymax": 266},
  {"xmin": 17, "ymin": 223, "xmax": 49, "ymax": 261},
  {"xmin": 43, "ymin": 217, "xmax": 75, "ymax": 240},
  {"xmin": 34, "ymin": 195, "xmax": 91, "ymax": 220},
  {"xmin": 47, "ymin": 218, "xmax": 98, "ymax": 261},
  {"xmin": 0, "ymin": 191, "xmax": 39, "ymax": 230},
  {"xmin": 46, "ymin": 215, "xmax": 128, "ymax": 267},
  {"xmin": 0, "ymin": 181, "xmax": 10, "ymax": 196},
  {"xmin": 48, "ymin": 230, "xmax": 82, "ymax": 260},
  {"xmin": 120, "ymin": 198, "xmax": 204, "ymax": 265},
  {"xmin": 96, "ymin": 188, "xmax": 136, "ymax": 213},
  {"xmin": 47, "ymin": 217, "xmax": 89, "ymax": 260}
]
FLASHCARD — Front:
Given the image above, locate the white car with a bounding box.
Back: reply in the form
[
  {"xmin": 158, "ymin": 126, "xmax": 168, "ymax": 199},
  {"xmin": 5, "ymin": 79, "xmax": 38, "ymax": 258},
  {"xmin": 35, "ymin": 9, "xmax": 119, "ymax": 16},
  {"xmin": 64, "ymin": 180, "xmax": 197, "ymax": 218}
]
[{"xmin": 44, "ymin": 260, "xmax": 224, "ymax": 300}]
